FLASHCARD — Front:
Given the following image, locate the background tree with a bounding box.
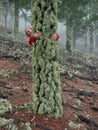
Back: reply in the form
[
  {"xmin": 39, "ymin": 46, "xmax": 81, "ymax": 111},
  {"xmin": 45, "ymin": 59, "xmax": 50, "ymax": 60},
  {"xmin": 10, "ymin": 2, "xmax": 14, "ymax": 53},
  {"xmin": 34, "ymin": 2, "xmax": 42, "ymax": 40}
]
[
  {"xmin": 20, "ymin": 9, "xmax": 31, "ymax": 28},
  {"xmin": 8, "ymin": 0, "xmax": 30, "ymax": 37},
  {"xmin": 31, "ymin": 0, "xmax": 63, "ymax": 117},
  {"xmin": 2, "ymin": 0, "xmax": 9, "ymax": 32},
  {"xmin": 14, "ymin": 0, "xmax": 19, "ymax": 37},
  {"xmin": 87, "ymin": 0, "xmax": 98, "ymax": 53},
  {"xmin": 58, "ymin": 0, "xmax": 91, "ymax": 52}
]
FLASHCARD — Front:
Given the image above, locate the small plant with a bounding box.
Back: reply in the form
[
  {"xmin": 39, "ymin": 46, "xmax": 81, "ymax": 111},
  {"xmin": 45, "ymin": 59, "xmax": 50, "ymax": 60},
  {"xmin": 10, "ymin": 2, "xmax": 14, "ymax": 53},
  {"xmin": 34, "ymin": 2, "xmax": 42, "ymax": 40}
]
[
  {"xmin": 0, "ymin": 99, "xmax": 12, "ymax": 115},
  {"xmin": 6, "ymin": 121, "xmax": 18, "ymax": 130},
  {"xmin": 0, "ymin": 69, "xmax": 18, "ymax": 78},
  {"xmin": 74, "ymin": 99, "xmax": 81, "ymax": 108},
  {"xmin": 63, "ymin": 98, "xmax": 69, "ymax": 105},
  {"xmin": 68, "ymin": 121, "xmax": 81, "ymax": 129},
  {"xmin": 0, "ymin": 117, "xmax": 18, "ymax": 130},
  {"xmin": 8, "ymin": 69, "xmax": 18, "ymax": 77},
  {"xmin": 0, "ymin": 69, "xmax": 8, "ymax": 77},
  {"xmin": 19, "ymin": 102, "xmax": 33, "ymax": 112},
  {"xmin": 0, "ymin": 117, "xmax": 8, "ymax": 126},
  {"xmin": 86, "ymin": 81, "xmax": 93, "ymax": 86},
  {"xmin": 24, "ymin": 122, "xmax": 32, "ymax": 130}
]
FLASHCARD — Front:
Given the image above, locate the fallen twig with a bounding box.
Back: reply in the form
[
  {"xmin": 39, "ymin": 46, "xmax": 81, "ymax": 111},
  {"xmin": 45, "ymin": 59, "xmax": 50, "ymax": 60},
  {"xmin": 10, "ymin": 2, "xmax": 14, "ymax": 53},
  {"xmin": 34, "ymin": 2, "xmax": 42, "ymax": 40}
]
[
  {"xmin": 76, "ymin": 90, "xmax": 98, "ymax": 97},
  {"xmin": 2, "ymin": 116, "xmax": 51, "ymax": 130},
  {"xmin": 0, "ymin": 81, "xmax": 12, "ymax": 89},
  {"xmin": 0, "ymin": 55, "xmax": 20, "ymax": 60},
  {"xmin": 74, "ymin": 112, "xmax": 98, "ymax": 128},
  {"xmin": 68, "ymin": 102, "xmax": 83, "ymax": 111},
  {"xmin": 91, "ymin": 106, "xmax": 98, "ymax": 111}
]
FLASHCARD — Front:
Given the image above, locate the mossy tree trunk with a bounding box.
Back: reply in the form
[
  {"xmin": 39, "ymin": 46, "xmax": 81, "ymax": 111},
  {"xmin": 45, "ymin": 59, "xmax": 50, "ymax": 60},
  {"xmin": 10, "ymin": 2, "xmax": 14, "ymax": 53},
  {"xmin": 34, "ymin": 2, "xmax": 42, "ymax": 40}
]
[{"xmin": 31, "ymin": 0, "xmax": 63, "ymax": 118}]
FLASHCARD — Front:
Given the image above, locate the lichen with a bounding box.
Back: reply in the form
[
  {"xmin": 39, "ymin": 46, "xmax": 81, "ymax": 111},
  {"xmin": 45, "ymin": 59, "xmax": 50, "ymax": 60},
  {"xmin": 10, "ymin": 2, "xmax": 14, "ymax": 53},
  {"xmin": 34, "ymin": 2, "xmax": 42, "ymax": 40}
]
[{"xmin": 31, "ymin": 0, "xmax": 63, "ymax": 117}]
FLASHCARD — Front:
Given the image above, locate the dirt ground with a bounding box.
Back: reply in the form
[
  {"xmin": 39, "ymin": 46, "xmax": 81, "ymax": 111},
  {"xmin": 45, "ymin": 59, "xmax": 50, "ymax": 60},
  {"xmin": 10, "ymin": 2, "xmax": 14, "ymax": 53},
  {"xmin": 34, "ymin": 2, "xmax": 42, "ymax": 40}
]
[{"xmin": 0, "ymin": 56, "xmax": 98, "ymax": 130}]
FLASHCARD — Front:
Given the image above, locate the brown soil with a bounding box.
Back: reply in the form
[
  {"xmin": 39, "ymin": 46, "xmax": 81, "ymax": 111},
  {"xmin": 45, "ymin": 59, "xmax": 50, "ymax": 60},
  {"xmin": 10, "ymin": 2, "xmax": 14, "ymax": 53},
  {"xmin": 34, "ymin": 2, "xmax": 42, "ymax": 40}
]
[{"xmin": 0, "ymin": 57, "xmax": 98, "ymax": 130}]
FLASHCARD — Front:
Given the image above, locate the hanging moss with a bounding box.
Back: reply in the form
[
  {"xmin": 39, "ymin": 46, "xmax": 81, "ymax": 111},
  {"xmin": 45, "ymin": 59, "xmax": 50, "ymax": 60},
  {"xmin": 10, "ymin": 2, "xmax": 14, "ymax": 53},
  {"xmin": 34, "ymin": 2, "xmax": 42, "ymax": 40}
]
[{"xmin": 31, "ymin": 0, "xmax": 63, "ymax": 117}]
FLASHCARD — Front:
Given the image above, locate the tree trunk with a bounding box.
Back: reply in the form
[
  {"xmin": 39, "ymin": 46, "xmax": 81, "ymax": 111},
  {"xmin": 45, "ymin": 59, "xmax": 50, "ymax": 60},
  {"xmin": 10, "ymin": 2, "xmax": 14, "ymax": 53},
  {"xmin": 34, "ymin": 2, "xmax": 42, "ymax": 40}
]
[
  {"xmin": 72, "ymin": 26, "xmax": 76, "ymax": 49},
  {"xmin": 3, "ymin": 2, "xmax": 8, "ymax": 32},
  {"xmin": 89, "ymin": 30, "xmax": 94, "ymax": 53},
  {"xmin": 4, "ymin": 15, "xmax": 7, "ymax": 32},
  {"xmin": 14, "ymin": 0, "xmax": 19, "ymax": 37},
  {"xmin": 95, "ymin": 35, "xmax": 98, "ymax": 53},
  {"xmin": 66, "ymin": 21, "xmax": 72, "ymax": 54},
  {"xmin": 84, "ymin": 30, "xmax": 88, "ymax": 51},
  {"xmin": 31, "ymin": 1, "xmax": 63, "ymax": 118}
]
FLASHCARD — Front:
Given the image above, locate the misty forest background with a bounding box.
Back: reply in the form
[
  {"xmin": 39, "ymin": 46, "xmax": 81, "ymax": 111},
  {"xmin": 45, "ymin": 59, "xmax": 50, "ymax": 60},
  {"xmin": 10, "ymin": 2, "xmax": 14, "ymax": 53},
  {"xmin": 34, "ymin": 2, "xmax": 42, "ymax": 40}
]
[
  {"xmin": 0, "ymin": 0, "xmax": 98, "ymax": 129},
  {"xmin": 0, "ymin": 0, "xmax": 98, "ymax": 55}
]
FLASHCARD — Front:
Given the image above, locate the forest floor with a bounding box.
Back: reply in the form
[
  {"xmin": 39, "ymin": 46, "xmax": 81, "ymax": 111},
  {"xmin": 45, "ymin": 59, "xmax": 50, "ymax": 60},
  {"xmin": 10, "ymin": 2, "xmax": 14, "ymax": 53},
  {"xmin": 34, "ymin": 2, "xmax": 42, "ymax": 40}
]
[{"xmin": 0, "ymin": 34, "xmax": 98, "ymax": 130}]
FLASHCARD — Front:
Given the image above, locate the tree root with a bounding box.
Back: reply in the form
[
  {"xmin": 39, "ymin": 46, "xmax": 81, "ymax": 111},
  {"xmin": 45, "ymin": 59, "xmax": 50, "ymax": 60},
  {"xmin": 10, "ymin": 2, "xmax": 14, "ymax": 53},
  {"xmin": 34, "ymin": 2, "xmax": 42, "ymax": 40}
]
[{"xmin": 0, "ymin": 81, "xmax": 12, "ymax": 89}]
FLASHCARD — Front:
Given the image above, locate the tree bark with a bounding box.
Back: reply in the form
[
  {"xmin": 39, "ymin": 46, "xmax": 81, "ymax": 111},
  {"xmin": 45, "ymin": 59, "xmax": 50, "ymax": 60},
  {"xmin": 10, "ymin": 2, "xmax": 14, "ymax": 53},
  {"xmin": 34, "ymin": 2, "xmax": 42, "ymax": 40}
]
[{"xmin": 31, "ymin": 0, "xmax": 63, "ymax": 117}]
